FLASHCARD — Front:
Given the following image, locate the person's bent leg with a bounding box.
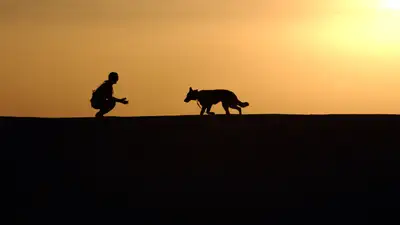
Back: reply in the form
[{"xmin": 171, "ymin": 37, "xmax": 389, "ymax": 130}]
[
  {"xmin": 96, "ymin": 99, "xmax": 116, "ymax": 117},
  {"xmin": 91, "ymin": 100, "xmax": 103, "ymax": 117}
]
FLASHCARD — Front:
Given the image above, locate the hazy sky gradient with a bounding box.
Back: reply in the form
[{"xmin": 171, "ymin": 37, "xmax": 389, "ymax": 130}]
[{"xmin": 1, "ymin": 0, "xmax": 400, "ymax": 117}]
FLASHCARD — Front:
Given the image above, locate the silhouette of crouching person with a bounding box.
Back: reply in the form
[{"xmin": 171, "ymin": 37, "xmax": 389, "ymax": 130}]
[{"xmin": 90, "ymin": 72, "xmax": 129, "ymax": 117}]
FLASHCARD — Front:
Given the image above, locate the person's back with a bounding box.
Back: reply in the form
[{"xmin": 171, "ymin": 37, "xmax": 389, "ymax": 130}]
[
  {"xmin": 90, "ymin": 72, "xmax": 128, "ymax": 117},
  {"xmin": 91, "ymin": 80, "xmax": 113, "ymax": 105}
]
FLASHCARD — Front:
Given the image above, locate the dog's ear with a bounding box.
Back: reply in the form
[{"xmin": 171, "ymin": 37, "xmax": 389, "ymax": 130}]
[{"xmin": 189, "ymin": 87, "xmax": 193, "ymax": 92}]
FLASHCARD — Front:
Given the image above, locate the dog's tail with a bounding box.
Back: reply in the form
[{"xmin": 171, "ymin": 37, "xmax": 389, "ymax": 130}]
[{"xmin": 238, "ymin": 101, "xmax": 249, "ymax": 108}]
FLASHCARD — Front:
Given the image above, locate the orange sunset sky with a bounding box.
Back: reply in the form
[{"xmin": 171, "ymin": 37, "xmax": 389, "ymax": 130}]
[{"xmin": 1, "ymin": 0, "xmax": 400, "ymax": 117}]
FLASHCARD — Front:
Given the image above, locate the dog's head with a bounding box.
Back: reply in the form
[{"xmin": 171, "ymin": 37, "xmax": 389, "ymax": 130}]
[{"xmin": 184, "ymin": 87, "xmax": 198, "ymax": 103}]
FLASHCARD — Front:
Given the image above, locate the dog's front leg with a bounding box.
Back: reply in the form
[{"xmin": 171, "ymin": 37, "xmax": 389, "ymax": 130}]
[
  {"xmin": 206, "ymin": 105, "xmax": 215, "ymax": 115},
  {"xmin": 200, "ymin": 106, "xmax": 206, "ymax": 115}
]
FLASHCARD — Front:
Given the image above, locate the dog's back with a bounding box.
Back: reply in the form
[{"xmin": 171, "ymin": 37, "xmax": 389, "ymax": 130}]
[{"xmin": 198, "ymin": 89, "xmax": 246, "ymax": 106}]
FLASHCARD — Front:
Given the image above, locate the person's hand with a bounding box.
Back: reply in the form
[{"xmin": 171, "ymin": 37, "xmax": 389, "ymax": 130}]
[{"xmin": 121, "ymin": 98, "xmax": 129, "ymax": 104}]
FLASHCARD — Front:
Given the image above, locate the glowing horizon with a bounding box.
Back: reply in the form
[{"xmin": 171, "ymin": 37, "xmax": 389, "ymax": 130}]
[{"xmin": 1, "ymin": 0, "xmax": 400, "ymax": 117}]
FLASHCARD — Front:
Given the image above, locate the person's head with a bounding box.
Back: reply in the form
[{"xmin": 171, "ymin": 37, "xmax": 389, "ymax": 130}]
[
  {"xmin": 184, "ymin": 87, "xmax": 199, "ymax": 103},
  {"xmin": 108, "ymin": 72, "xmax": 119, "ymax": 84}
]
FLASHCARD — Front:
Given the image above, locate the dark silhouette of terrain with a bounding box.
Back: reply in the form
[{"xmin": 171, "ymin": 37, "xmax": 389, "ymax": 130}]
[{"xmin": 9, "ymin": 114, "xmax": 400, "ymax": 224}]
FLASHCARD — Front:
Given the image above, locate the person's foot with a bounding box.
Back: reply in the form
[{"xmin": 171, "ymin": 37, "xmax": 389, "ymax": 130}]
[{"xmin": 95, "ymin": 112, "xmax": 104, "ymax": 118}]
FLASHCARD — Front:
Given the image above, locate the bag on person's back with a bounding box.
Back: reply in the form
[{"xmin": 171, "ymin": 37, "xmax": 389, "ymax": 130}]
[{"xmin": 90, "ymin": 82, "xmax": 106, "ymax": 109}]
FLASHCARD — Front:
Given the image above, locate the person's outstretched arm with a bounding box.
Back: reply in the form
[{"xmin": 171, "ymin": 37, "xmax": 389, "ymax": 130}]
[
  {"xmin": 104, "ymin": 87, "xmax": 128, "ymax": 104},
  {"xmin": 113, "ymin": 97, "xmax": 128, "ymax": 104}
]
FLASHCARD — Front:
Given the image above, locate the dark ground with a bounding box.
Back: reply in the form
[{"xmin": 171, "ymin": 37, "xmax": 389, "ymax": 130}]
[{"xmin": 7, "ymin": 114, "xmax": 400, "ymax": 224}]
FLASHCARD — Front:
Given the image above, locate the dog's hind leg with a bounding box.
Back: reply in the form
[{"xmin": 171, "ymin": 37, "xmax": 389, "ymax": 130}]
[{"xmin": 230, "ymin": 104, "xmax": 242, "ymax": 115}]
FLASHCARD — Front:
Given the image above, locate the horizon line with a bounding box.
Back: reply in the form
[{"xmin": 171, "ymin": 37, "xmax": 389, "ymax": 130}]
[{"xmin": 3, "ymin": 113, "xmax": 400, "ymax": 119}]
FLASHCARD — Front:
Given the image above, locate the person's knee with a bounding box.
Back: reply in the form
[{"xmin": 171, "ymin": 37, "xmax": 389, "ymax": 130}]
[
  {"xmin": 103, "ymin": 100, "xmax": 116, "ymax": 112},
  {"xmin": 109, "ymin": 100, "xmax": 116, "ymax": 109}
]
